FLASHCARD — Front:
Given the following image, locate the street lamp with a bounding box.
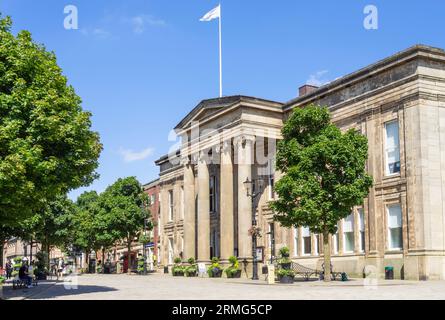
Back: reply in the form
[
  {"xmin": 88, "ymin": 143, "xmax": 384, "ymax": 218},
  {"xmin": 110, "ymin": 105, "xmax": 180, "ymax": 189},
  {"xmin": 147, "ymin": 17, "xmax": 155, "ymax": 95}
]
[
  {"xmin": 140, "ymin": 202, "xmax": 149, "ymax": 276},
  {"xmin": 143, "ymin": 217, "xmax": 148, "ymax": 275},
  {"xmin": 243, "ymin": 177, "xmax": 264, "ymax": 281}
]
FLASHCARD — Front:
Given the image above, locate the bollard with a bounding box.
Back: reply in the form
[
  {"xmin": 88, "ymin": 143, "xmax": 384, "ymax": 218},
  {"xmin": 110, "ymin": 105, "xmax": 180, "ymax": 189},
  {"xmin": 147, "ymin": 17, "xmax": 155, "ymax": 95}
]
[{"xmin": 267, "ymin": 264, "xmax": 275, "ymax": 285}]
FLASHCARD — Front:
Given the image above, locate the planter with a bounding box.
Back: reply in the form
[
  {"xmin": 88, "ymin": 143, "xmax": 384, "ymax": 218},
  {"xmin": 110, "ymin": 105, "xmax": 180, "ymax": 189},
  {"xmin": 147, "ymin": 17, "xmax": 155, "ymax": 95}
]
[
  {"xmin": 280, "ymin": 263, "xmax": 291, "ymax": 270},
  {"xmin": 279, "ymin": 275, "xmax": 294, "ymax": 284},
  {"xmin": 209, "ymin": 269, "xmax": 223, "ymax": 278},
  {"xmin": 37, "ymin": 272, "xmax": 47, "ymax": 280},
  {"xmin": 173, "ymin": 271, "xmax": 184, "ymax": 277},
  {"xmin": 186, "ymin": 271, "xmax": 197, "ymax": 277},
  {"xmin": 227, "ymin": 270, "xmax": 241, "ymax": 278}
]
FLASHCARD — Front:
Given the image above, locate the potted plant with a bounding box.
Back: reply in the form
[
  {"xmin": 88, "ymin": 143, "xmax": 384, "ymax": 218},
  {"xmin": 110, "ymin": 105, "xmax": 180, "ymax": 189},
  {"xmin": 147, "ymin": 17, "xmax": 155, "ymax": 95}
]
[
  {"xmin": 137, "ymin": 255, "xmax": 145, "ymax": 274},
  {"xmin": 172, "ymin": 257, "xmax": 184, "ymax": 276},
  {"xmin": 185, "ymin": 257, "xmax": 197, "ymax": 277},
  {"xmin": 207, "ymin": 257, "xmax": 223, "ymax": 278},
  {"xmin": 0, "ymin": 275, "xmax": 5, "ymax": 300},
  {"xmin": 11, "ymin": 256, "xmax": 23, "ymax": 278},
  {"xmin": 277, "ymin": 269, "xmax": 295, "ymax": 284},
  {"xmin": 278, "ymin": 247, "xmax": 291, "ymax": 270},
  {"xmin": 224, "ymin": 256, "xmax": 241, "ymax": 278},
  {"xmin": 35, "ymin": 251, "xmax": 48, "ymax": 280}
]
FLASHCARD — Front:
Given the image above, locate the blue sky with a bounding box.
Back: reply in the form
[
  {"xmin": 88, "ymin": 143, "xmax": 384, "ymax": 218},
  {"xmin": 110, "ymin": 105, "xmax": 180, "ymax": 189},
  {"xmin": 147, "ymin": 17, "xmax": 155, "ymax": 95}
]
[{"xmin": 1, "ymin": 0, "xmax": 444, "ymax": 200}]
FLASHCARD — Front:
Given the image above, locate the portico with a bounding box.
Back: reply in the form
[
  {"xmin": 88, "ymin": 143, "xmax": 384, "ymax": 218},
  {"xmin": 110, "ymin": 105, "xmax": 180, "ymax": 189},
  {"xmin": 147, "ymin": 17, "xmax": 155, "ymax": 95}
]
[{"xmin": 157, "ymin": 96, "xmax": 283, "ymax": 266}]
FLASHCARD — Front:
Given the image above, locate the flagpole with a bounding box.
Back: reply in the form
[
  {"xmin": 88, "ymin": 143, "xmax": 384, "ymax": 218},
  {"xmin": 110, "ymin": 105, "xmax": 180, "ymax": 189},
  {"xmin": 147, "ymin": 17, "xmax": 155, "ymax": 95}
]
[{"xmin": 218, "ymin": 3, "xmax": 222, "ymax": 98}]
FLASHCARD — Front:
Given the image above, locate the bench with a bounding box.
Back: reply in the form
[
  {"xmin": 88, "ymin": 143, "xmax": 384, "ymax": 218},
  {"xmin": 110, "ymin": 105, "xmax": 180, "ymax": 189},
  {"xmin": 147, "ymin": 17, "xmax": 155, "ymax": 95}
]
[
  {"xmin": 291, "ymin": 262, "xmax": 321, "ymax": 281},
  {"xmin": 12, "ymin": 277, "xmax": 38, "ymax": 289},
  {"xmin": 268, "ymin": 260, "xmax": 320, "ymax": 281}
]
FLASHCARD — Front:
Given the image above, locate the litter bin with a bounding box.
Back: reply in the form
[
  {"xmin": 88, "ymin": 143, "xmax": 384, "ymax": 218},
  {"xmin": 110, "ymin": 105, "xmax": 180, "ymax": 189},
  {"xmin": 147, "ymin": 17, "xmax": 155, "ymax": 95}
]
[
  {"xmin": 385, "ymin": 266, "xmax": 394, "ymax": 280},
  {"xmin": 164, "ymin": 266, "xmax": 169, "ymax": 274},
  {"xmin": 262, "ymin": 265, "xmax": 268, "ymax": 275}
]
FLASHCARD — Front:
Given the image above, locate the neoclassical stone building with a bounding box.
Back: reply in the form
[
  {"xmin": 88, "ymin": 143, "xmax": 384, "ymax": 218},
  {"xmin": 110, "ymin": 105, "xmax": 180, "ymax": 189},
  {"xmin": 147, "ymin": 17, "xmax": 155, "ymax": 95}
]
[{"xmin": 155, "ymin": 45, "xmax": 445, "ymax": 280}]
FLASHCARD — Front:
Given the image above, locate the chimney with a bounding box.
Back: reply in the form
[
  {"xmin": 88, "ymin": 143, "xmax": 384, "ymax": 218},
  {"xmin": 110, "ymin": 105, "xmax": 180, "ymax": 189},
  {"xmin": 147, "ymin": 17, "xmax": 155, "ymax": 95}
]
[{"xmin": 299, "ymin": 84, "xmax": 318, "ymax": 97}]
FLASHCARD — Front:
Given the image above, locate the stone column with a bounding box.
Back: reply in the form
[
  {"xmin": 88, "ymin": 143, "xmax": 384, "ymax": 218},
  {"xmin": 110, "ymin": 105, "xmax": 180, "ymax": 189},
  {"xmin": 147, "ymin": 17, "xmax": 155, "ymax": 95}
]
[
  {"xmin": 220, "ymin": 140, "xmax": 234, "ymax": 261},
  {"xmin": 197, "ymin": 151, "xmax": 210, "ymax": 262},
  {"xmin": 183, "ymin": 158, "xmax": 196, "ymax": 260},
  {"xmin": 235, "ymin": 135, "xmax": 254, "ymax": 260}
]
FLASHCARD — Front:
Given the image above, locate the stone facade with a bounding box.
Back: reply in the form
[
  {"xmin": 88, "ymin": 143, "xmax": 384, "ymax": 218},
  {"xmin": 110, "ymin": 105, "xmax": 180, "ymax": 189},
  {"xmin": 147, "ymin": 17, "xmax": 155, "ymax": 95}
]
[
  {"xmin": 155, "ymin": 45, "xmax": 445, "ymax": 280},
  {"xmin": 2, "ymin": 238, "xmax": 65, "ymax": 266}
]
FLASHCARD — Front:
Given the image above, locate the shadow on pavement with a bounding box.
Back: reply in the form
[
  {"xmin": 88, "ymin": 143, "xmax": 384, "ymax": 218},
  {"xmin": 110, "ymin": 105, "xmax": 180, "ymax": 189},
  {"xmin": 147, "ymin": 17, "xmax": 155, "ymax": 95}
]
[{"xmin": 30, "ymin": 284, "xmax": 118, "ymax": 299}]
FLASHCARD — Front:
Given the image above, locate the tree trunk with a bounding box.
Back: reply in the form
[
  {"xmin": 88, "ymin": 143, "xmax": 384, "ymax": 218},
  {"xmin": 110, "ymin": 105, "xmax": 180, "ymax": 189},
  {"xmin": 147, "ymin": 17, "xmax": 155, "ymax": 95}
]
[
  {"xmin": 84, "ymin": 251, "xmax": 88, "ymax": 272},
  {"xmin": 0, "ymin": 243, "xmax": 4, "ymax": 268},
  {"xmin": 127, "ymin": 237, "xmax": 132, "ymax": 275},
  {"xmin": 323, "ymin": 229, "xmax": 331, "ymax": 282},
  {"xmin": 46, "ymin": 243, "xmax": 51, "ymax": 271},
  {"xmin": 102, "ymin": 248, "xmax": 105, "ymax": 274}
]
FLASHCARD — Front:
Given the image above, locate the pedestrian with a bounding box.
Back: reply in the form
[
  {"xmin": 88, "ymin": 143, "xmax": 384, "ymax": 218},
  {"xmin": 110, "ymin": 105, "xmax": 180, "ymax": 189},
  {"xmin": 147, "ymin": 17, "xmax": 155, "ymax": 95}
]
[
  {"xmin": 57, "ymin": 258, "xmax": 64, "ymax": 280},
  {"xmin": 19, "ymin": 261, "xmax": 32, "ymax": 288},
  {"xmin": 5, "ymin": 259, "xmax": 13, "ymax": 279},
  {"xmin": 28, "ymin": 260, "xmax": 35, "ymax": 282}
]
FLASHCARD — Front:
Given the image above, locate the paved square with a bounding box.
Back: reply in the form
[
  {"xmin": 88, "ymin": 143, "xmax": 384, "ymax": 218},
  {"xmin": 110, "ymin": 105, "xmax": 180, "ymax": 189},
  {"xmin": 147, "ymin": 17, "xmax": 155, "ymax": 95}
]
[{"xmin": 3, "ymin": 273, "xmax": 445, "ymax": 300}]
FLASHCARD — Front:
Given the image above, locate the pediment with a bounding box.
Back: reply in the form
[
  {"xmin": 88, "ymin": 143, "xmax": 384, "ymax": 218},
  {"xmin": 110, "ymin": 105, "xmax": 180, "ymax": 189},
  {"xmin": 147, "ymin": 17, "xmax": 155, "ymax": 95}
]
[{"xmin": 174, "ymin": 95, "xmax": 284, "ymax": 133}]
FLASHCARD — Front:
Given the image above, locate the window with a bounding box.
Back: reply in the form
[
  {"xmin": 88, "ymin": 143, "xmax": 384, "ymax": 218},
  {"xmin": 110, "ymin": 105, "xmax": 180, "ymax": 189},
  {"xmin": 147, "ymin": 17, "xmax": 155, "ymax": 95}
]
[
  {"xmin": 180, "ymin": 186, "xmax": 185, "ymax": 219},
  {"xmin": 269, "ymin": 177, "xmax": 275, "ymax": 200},
  {"xmin": 168, "ymin": 190, "xmax": 173, "ymax": 221},
  {"xmin": 358, "ymin": 208, "xmax": 365, "ymax": 252},
  {"xmin": 302, "ymin": 227, "xmax": 311, "ymax": 255},
  {"xmin": 343, "ymin": 214, "xmax": 355, "ymax": 253},
  {"xmin": 385, "ymin": 121, "xmax": 401, "ymax": 175},
  {"xmin": 268, "ymin": 158, "xmax": 275, "ymax": 200},
  {"xmin": 293, "ymin": 227, "xmax": 299, "ymax": 256},
  {"xmin": 314, "ymin": 234, "xmax": 319, "ymax": 255},
  {"xmin": 151, "ymin": 194, "xmax": 156, "ymax": 206},
  {"xmin": 209, "ymin": 176, "xmax": 216, "ymax": 213},
  {"xmin": 332, "ymin": 231, "xmax": 339, "ymax": 254},
  {"xmin": 168, "ymin": 238, "xmax": 174, "ymax": 265},
  {"xmin": 387, "ymin": 204, "xmax": 403, "ymax": 250}
]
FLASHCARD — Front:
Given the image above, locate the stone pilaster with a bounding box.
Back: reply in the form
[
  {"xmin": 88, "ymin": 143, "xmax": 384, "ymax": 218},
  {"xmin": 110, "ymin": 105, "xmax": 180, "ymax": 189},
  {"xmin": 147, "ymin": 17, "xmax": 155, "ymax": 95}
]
[
  {"xmin": 183, "ymin": 157, "xmax": 196, "ymax": 260},
  {"xmin": 220, "ymin": 140, "xmax": 234, "ymax": 261},
  {"xmin": 235, "ymin": 135, "xmax": 254, "ymax": 260},
  {"xmin": 197, "ymin": 151, "xmax": 210, "ymax": 262}
]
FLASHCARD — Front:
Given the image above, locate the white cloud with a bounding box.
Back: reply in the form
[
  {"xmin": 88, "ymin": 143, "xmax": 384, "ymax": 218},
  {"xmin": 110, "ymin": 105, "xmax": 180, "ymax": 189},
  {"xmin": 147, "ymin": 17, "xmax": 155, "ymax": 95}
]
[
  {"xmin": 306, "ymin": 70, "xmax": 330, "ymax": 87},
  {"xmin": 129, "ymin": 14, "xmax": 166, "ymax": 34},
  {"xmin": 119, "ymin": 147, "xmax": 154, "ymax": 162}
]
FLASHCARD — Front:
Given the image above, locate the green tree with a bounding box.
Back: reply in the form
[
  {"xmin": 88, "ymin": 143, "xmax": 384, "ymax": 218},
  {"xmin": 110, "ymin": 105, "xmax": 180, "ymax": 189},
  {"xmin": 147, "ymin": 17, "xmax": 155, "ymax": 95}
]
[
  {"xmin": 100, "ymin": 177, "xmax": 150, "ymax": 274},
  {"xmin": 0, "ymin": 14, "xmax": 102, "ymax": 226},
  {"xmin": 24, "ymin": 195, "xmax": 77, "ymax": 269},
  {"xmin": 73, "ymin": 191, "xmax": 102, "ymax": 271},
  {"xmin": 270, "ymin": 105, "xmax": 373, "ymax": 281}
]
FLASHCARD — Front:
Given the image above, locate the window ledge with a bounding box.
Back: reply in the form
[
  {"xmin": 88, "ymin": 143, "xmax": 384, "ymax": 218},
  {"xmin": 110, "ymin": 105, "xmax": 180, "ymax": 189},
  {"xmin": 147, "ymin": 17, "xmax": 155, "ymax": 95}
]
[
  {"xmin": 383, "ymin": 173, "xmax": 401, "ymax": 180},
  {"xmin": 385, "ymin": 249, "xmax": 403, "ymax": 254}
]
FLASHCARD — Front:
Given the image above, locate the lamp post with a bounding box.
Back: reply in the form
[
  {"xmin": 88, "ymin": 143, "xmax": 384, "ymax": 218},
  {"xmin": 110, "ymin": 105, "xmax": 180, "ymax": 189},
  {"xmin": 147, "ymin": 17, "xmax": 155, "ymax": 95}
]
[
  {"xmin": 143, "ymin": 217, "xmax": 148, "ymax": 275},
  {"xmin": 140, "ymin": 202, "xmax": 149, "ymax": 276},
  {"xmin": 243, "ymin": 177, "xmax": 264, "ymax": 281}
]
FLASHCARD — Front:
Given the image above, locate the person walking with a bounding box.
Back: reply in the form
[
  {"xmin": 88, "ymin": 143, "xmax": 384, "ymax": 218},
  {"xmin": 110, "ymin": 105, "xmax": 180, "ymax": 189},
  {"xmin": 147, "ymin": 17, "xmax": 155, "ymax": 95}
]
[
  {"xmin": 57, "ymin": 258, "xmax": 64, "ymax": 280},
  {"xmin": 5, "ymin": 259, "xmax": 12, "ymax": 280}
]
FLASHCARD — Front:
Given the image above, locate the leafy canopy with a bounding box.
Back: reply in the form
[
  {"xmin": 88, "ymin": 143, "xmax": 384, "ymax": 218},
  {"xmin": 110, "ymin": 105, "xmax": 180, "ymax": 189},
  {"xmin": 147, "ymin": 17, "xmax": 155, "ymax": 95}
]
[
  {"xmin": 270, "ymin": 105, "xmax": 373, "ymax": 234},
  {"xmin": 99, "ymin": 177, "xmax": 151, "ymax": 243},
  {"xmin": 0, "ymin": 14, "xmax": 102, "ymax": 226}
]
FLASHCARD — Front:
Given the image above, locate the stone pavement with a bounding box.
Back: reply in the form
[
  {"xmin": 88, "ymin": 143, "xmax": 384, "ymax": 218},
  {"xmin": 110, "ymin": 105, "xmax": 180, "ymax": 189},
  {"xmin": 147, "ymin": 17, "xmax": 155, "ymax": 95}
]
[{"xmin": 2, "ymin": 273, "xmax": 445, "ymax": 300}]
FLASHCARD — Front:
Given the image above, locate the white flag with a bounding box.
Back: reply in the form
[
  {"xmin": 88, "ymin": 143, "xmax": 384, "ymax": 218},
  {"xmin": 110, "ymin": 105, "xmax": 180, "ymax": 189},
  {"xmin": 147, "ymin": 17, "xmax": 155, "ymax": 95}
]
[{"xmin": 200, "ymin": 4, "xmax": 220, "ymax": 21}]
